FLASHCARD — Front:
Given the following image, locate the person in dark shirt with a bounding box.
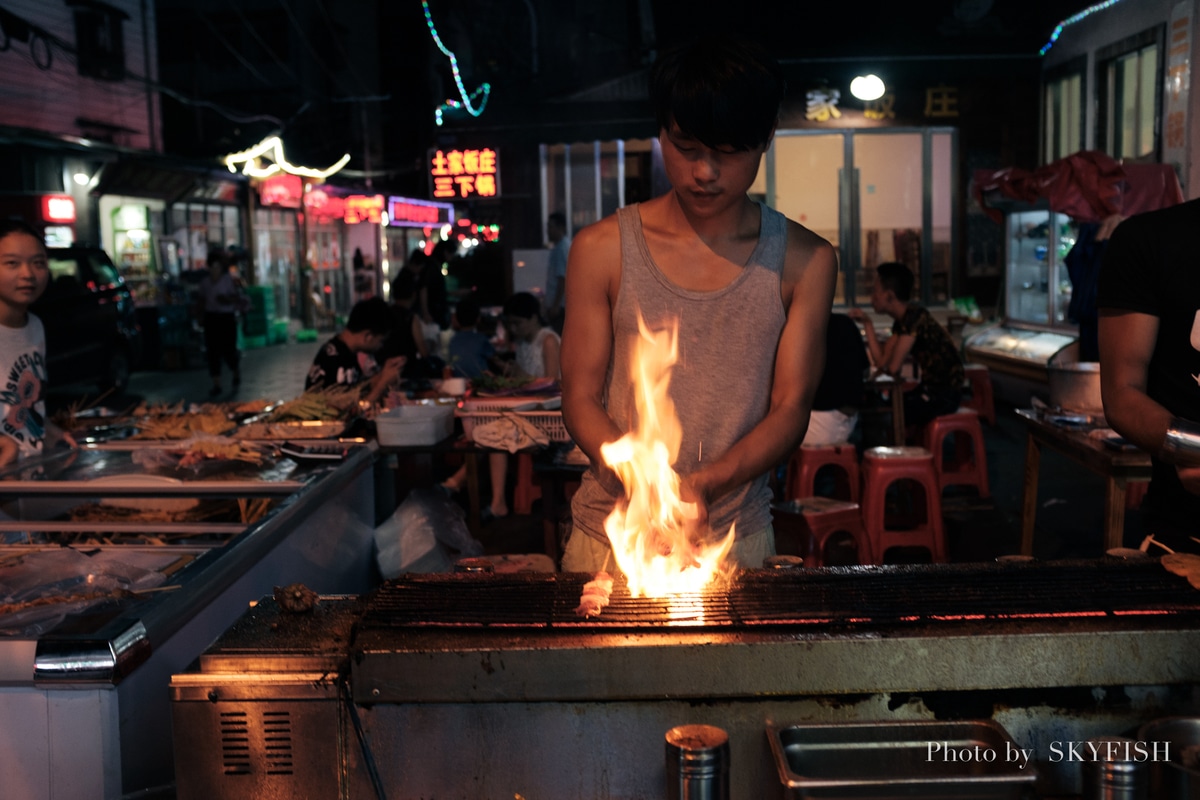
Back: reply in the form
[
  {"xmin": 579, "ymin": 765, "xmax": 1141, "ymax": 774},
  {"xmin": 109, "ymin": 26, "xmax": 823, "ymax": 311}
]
[
  {"xmin": 447, "ymin": 292, "xmax": 495, "ymax": 379},
  {"xmin": 1098, "ymin": 200, "xmax": 1200, "ymax": 553},
  {"xmin": 802, "ymin": 312, "xmax": 870, "ymax": 445},
  {"xmin": 305, "ymin": 297, "xmax": 405, "ymax": 406},
  {"xmin": 849, "ymin": 261, "xmax": 964, "ymax": 428}
]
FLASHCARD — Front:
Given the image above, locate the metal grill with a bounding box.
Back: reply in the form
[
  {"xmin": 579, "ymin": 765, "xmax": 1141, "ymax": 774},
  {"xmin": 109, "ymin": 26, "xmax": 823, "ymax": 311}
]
[{"xmin": 359, "ymin": 559, "xmax": 1200, "ymax": 631}]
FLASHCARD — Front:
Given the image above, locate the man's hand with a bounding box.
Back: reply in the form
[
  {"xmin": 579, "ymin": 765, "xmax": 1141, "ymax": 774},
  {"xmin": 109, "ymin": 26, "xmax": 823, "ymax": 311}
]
[
  {"xmin": 1177, "ymin": 465, "xmax": 1200, "ymax": 496},
  {"xmin": 380, "ymin": 355, "xmax": 406, "ymax": 384}
]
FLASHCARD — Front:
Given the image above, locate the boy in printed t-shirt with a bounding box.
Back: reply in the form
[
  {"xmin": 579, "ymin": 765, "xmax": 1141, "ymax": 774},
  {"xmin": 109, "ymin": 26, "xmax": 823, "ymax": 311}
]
[{"xmin": 0, "ymin": 219, "xmax": 74, "ymax": 467}]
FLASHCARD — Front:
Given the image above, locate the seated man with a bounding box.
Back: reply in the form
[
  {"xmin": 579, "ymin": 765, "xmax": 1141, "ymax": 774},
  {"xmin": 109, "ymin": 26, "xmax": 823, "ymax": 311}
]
[
  {"xmin": 849, "ymin": 262, "xmax": 964, "ymax": 428},
  {"xmin": 305, "ymin": 296, "xmax": 405, "ymax": 407}
]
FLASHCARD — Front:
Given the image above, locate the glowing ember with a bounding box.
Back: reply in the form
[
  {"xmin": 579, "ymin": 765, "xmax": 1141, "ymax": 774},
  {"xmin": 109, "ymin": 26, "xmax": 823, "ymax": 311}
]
[{"xmin": 601, "ymin": 315, "xmax": 735, "ymax": 597}]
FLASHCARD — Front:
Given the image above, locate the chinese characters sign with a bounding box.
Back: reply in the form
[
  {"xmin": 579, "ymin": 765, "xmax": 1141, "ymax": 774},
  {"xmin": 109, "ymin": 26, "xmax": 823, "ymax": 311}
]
[
  {"xmin": 429, "ymin": 147, "xmax": 500, "ymax": 199},
  {"xmin": 388, "ymin": 197, "xmax": 454, "ymax": 228}
]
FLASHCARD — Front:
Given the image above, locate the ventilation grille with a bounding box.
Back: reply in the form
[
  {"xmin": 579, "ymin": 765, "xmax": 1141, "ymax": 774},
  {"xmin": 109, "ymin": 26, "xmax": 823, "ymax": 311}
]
[{"xmin": 219, "ymin": 709, "xmax": 294, "ymax": 776}]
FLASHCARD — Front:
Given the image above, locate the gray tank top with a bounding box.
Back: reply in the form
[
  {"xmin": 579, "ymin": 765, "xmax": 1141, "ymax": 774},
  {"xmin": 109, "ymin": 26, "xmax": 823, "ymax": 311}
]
[{"xmin": 570, "ymin": 202, "xmax": 788, "ymax": 544}]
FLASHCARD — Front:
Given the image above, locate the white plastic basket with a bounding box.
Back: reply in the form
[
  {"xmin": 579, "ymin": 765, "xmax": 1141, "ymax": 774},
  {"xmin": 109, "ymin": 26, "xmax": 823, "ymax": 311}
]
[
  {"xmin": 376, "ymin": 405, "xmax": 455, "ymax": 446},
  {"xmin": 460, "ymin": 410, "xmax": 570, "ymax": 443}
]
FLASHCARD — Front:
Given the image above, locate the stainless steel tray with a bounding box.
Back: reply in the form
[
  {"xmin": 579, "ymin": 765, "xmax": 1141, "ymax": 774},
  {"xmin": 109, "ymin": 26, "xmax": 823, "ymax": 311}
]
[
  {"xmin": 768, "ymin": 720, "xmax": 1035, "ymax": 798},
  {"xmin": 1137, "ymin": 717, "xmax": 1200, "ymax": 800}
]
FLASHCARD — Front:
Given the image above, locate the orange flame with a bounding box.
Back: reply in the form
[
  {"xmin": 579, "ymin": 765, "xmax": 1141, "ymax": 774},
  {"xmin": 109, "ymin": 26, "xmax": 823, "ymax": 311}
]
[{"xmin": 601, "ymin": 315, "xmax": 735, "ymax": 597}]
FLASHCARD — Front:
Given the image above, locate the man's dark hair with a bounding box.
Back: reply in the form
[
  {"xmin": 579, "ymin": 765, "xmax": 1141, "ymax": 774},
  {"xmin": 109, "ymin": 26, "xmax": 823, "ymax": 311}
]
[
  {"xmin": 547, "ymin": 212, "xmax": 566, "ymax": 229},
  {"xmin": 503, "ymin": 291, "xmax": 542, "ymax": 323},
  {"xmin": 346, "ymin": 296, "xmax": 393, "ymax": 335},
  {"xmin": 455, "ymin": 293, "xmax": 481, "ymax": 328},
  {"xmin": 650, "ymin": 35, "xmax": 785, "ymax": 151},
  {"xmin": 876, "ymin": 262, "xmax": 914, "ymax": 302},
  {"xmin": 0, "ymin": 219, "xmax": 43, "ymax": 243},
  {"xmin": 390, "ymin": 267, "xmax": 417, "ymax": 302}
]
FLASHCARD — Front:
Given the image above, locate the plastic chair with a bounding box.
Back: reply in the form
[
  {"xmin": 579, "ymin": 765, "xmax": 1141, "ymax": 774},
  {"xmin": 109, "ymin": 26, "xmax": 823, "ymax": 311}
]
[
  {"xmin": 784, "ymin": 443, "xmax": 860, "ymax": 503},
  {"xmin": 921, "ymin": 408, "xmax": 990, "ymax": 498},
  {"xmin": 860, "ymin": 446, "xmax": 947, "ymax": 564},
  {"xmin": 791, "ymin": 496, "xmax": 873, "ymax": 567}
]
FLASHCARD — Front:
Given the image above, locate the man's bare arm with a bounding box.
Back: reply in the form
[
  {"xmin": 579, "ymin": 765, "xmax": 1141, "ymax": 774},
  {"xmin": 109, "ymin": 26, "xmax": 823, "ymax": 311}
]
[
  {"xmin": 560, "ymin": 218, "xmax": 624, "ymax": 488},
  {"xmin": 688, "ymin": 228, "xmax": 837, "ymax": 503},
  {"xmin": 1098, "ymin": 309, "xmax": 1172, "ymax": 454}
]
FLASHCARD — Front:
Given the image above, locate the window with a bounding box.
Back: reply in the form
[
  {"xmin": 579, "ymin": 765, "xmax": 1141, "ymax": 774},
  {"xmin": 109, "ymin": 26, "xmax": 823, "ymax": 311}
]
[
  {"xmin": 1099, "ymin": 31, "xmax": 1162, "ymax": 160},
  {"xmin": 1043, "ymin": 59, "xmax": 1084, "ymax": 162}
]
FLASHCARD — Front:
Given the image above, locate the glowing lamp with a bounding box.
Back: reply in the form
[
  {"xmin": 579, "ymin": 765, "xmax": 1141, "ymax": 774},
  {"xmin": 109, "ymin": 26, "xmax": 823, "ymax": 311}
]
[{"xmin": 850, "ymin": 74, "xmax": 886, "ymax": 101}]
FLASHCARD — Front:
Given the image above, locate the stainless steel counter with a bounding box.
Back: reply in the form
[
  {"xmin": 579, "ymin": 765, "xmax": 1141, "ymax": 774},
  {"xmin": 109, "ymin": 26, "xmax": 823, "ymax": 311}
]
[{"xmin": 0, "ymin": 444, "xmax": 379, "ymax": 800}]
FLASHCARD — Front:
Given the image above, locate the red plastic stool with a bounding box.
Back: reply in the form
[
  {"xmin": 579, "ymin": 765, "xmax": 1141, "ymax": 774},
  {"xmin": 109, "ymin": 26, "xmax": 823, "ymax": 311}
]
[
  {"xmin": 513, "ymin": 452, "xmax": 542, "ymax": 515},
  {"xmin": 962, "ymin": 363, "xmax": 996, "ymax": 425},
  {"xmin": 792, "ymin": 496, "xmax": 873, "ymax": 566},
  {"xmin": 784, "ymin": 443, "xmax": 860, "ymax": 503},
  {"xmin": 921, "ymin": 408, "xmax": 990, "ymax": 499},
  {"xmin": 861, "ymin": 446, "xmax": 947, "ymax": 564}
]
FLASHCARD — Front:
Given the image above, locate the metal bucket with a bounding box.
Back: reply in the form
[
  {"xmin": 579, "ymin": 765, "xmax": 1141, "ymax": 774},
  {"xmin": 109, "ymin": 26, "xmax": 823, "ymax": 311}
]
[{"xmin": 1047, "ymin": 361, "xmax": 1103, "ymax": 414}]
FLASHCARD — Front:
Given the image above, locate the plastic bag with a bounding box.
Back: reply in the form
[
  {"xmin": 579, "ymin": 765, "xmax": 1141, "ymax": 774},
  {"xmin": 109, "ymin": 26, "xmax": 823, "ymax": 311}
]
[{"xmin": 374, "ymin": 487, "xmax": 483, "ymax": 578}]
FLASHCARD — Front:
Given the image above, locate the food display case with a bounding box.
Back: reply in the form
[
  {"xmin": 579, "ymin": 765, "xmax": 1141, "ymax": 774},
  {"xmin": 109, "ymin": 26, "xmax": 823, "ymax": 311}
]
[
  {"xmin": 0, "ymin": 443, "xmax": 379, "ymax": 800},
  {"xmin": 964, "ymin": 202, "xmax": 1082, "ymax": 403}
]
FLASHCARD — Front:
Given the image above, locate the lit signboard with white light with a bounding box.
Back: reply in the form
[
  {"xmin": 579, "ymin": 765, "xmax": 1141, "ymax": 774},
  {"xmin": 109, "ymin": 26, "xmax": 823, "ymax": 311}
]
[
  {"xmin": 428, "ymin": 147, "xmax": 499, "ymax": 200},
  {"xmin": 388, "ymin": 197, "xmax": 455, "ymax": 228}
]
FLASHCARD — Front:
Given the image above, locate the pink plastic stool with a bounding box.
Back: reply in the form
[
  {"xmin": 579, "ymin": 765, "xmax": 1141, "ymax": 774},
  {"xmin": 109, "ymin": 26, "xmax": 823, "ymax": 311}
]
[
  {"xmin": 921, "ymin": 408, "xmax": 990, "ymax": 499},
  {"xmin": 784, "ymin": 443, "xmax": 860, "ymax": 503},
  {"xmin": 962, "ymin": 363, "xmax": 996, "ymax": 425},
  {"xmin": 791, "ymin": 496, "xmax": 873, "ymax": 566},
  {"xmin": 860, "ymin": 446, "xmax": 947, "ymax": 564}
]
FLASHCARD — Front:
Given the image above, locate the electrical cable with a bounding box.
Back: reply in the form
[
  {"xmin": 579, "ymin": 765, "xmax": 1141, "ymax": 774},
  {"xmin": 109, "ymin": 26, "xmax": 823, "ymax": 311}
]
[
  {"xmin": 340, "ymin": 676, "xmax": 388, "ymax": 800},
  {"xmin": 195, "ymin": 10, "xmax": 275, "ymax": 87}
]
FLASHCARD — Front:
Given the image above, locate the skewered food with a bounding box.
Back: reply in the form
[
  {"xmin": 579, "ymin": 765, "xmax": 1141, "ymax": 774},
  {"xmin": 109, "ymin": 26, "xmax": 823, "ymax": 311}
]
[
  {"xmin": 131, "ymin": 410, "xmax": 236, "ymax": 440},
  {"xmin": 574, "ymin": 571, "xmax": 614, "ymax": 618}
]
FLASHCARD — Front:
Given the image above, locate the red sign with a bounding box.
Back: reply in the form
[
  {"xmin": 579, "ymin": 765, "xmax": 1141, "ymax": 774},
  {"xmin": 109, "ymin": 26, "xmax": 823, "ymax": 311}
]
[
  {"xmin": 344, "ymin": 195, "xmax": 385, "ymax": 224},
  {"xmin": 387, "ymin": 197, "xmax": 454, "ymax": 228},
  {"xmin": 42, "ymin": 195, "xmax": 76, "ymax": 223},
  {"xmin": 259, "ymin": 174, "xmax": 303, "ymax": 208},
  {"xmin": 429, "ymin": 147, "xmax": 499, "ymax": 200}
]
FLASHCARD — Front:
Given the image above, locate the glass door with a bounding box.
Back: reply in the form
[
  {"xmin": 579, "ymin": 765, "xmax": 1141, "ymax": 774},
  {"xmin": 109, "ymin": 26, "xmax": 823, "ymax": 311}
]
[
  {"xmin": 772, "ymin": 134, "xmax": 845, "ymax": 298},
  {"xmin": 769, "ymin": 129, "xmax": 955, "ymax": 307}
]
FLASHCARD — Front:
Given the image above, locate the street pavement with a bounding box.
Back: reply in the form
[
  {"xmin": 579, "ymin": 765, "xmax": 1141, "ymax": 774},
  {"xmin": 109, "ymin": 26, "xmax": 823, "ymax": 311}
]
[{"xmin": 44, "ymin": 338, "xmax": 1142, "ymax": 565}]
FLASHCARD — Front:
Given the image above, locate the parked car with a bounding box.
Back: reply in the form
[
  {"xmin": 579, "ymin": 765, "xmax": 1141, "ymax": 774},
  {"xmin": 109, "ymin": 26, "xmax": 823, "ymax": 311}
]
[{"xmin": 31, "ymin": 247, "xmax": 142, "ymax": 393}]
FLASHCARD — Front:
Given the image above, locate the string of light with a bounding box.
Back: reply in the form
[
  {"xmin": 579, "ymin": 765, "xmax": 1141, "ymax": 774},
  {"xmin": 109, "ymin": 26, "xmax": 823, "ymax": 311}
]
[
  {"xmin": 422, "ymin": 0, "xmax": 491, "ymax": 126},
  {"xmin": 1039, "ymin": 0, "xmax": 1124, "ymax": 56}
]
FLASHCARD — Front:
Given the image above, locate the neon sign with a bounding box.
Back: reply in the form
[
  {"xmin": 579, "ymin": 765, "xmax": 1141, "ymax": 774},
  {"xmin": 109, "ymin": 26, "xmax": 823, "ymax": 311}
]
[
  {"xmin": 387, "ymin": 197, "xmax": 454, "ymax": 227},
  {"xmin": 429, "ymin": 147, "xmax": 499, "ymax": 200}
]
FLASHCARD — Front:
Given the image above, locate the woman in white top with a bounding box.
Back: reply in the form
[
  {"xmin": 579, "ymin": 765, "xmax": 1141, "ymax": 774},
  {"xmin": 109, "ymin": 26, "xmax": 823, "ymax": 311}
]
[{"xmin": 483, "ymin": 294, "xmax": 560, "ymax": 518}]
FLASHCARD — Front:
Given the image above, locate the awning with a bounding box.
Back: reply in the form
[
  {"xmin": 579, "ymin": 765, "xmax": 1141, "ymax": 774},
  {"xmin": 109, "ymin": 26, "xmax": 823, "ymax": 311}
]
[{"xmin": 94, "ymin": 158, "xmax": 243, "ymax": 204}]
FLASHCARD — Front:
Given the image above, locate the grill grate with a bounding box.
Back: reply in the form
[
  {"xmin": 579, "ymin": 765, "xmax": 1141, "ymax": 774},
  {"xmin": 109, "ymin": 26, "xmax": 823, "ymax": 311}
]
[{"xmin": 359, "ymin": 560, "xmax": 1200, "ymax": 632}]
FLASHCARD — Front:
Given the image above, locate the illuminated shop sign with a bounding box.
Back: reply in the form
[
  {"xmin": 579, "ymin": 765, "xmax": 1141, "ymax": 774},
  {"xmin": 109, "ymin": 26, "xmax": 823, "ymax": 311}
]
[
  {"xmin": 387, "ymin": 197, "xmax": 454, "ymax": 228},
  {"xmin": 259, "ymin": 174, "xmax": 303, "ymax": 208},
  {"xmin": 42, "ymin": 195, "xmax": 76, "ymax": 223},
  {"xmin": 344, "ymin": 195, "xmax": 385, "ymax": 224},
  {"xmin": 428, "ymin": 147, "xmax": 499, "ymax": 200}
]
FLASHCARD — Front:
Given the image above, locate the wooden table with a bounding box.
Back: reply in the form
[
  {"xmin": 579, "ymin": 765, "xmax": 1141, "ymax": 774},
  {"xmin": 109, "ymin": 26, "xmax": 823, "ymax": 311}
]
[
  {"xmin": 1016, "ymin": 409, "xmax": 1152, "ymax": 555},
  {"xmin": 865, "ymin": 376, "xmax": 918, "ymax": 445}
]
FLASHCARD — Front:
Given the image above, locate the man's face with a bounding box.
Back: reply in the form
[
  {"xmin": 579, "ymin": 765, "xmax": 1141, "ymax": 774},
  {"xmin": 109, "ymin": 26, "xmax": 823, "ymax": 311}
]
[
  {"xmin": 869, "ymin": 279, "xmax": 890, "ymax": 314},
  {"xmin": 659, "ymin": 122, "xmax": 767, "ymax": 218},
  {"xmin": 0, "ymin": 232, "xmax": 49, "ymax": 314},
  {"xmin": 360, "ymin": 331, "xmax": 387, "ymax": 353}
]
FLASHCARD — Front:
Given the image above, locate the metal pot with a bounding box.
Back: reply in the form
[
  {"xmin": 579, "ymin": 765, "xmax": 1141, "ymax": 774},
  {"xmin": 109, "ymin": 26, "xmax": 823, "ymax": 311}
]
[{"xmin": 1047, "ymin": 361, "xmax": 1103, "ymax": 414}]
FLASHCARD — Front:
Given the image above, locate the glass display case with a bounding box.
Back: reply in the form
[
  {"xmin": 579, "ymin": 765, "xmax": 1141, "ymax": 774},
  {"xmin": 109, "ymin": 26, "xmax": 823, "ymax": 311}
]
[{"xmin": 1005, "ymin": 206, "xmax": 1077, "ymax": 328}]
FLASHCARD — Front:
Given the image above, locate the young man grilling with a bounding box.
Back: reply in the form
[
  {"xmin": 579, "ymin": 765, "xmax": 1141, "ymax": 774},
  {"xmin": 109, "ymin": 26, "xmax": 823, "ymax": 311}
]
[{"xmin": 560, "ymin": 36, "xmax": 836, "ymax": 572}]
